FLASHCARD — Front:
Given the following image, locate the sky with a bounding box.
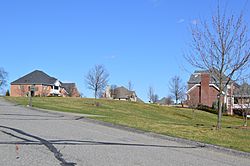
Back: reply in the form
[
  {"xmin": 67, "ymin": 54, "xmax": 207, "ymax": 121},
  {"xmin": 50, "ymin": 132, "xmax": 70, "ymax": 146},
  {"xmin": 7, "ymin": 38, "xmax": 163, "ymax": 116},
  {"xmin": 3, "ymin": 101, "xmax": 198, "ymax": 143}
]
[{"xmin": 0, "ymin": 0, "xmax": 249, "ymax": 101}]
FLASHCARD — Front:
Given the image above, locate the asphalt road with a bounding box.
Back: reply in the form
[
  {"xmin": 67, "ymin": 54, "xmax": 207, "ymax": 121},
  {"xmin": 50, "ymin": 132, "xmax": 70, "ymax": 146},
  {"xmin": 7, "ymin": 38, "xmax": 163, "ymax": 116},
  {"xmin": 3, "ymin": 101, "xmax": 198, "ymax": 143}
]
[{"xmin": 0, "ymin": 98, "xmax": 249, "ymax": 166}]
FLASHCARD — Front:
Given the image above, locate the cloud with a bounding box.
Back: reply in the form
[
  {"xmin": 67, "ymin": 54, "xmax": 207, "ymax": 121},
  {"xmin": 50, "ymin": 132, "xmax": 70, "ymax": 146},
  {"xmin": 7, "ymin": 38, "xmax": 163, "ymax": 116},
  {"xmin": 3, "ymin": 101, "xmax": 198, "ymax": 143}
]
[{"xmin": 177, "ymin": 19, "xmax": 185, "ymax": 24}]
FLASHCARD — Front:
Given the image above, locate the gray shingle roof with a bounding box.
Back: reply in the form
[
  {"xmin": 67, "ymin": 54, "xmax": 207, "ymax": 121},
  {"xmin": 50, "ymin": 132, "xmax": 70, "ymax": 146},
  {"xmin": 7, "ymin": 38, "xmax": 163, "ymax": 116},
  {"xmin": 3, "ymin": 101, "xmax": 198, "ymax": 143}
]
[
  {"xmin": 11, "ymin": 70, "xmax": 57, "ymax": 85},
  {"xmin": 188, "ymin": 69, "xmax": 229, "ymax": 84},
  {"xmin": 113, "ymin": 86, "xmax": 136, "ymax": 99},
  {"xmin": 234, "ymin": 83, "xmax": 250, "ymax": 96},
  {"xmin": 62, "ymin": 83, "xmax": 76, "ymax": 93}
]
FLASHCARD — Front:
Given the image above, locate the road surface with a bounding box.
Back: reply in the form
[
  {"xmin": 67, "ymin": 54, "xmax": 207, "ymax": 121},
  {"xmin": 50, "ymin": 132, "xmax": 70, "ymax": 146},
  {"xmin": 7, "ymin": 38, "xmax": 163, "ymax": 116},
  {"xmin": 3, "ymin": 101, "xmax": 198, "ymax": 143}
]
[{"xmin": 0, "ymin": 98, "xmax": 249, "ymax": 166}]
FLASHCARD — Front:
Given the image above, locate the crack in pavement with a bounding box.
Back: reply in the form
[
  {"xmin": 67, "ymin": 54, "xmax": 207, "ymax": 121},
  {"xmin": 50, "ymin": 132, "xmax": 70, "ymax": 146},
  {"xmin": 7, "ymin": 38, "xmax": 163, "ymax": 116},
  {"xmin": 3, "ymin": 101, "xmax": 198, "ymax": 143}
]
[{"xmin": 0, "ymin": 125, "xmax": 76, "ymax": 166}]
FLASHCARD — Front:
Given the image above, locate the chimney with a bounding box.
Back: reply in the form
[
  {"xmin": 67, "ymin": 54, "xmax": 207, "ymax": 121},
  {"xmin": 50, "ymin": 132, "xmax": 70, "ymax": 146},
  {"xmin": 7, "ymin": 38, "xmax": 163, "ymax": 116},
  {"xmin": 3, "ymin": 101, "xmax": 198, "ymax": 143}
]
[{"xmin": 200, "ymin": 73, "xmax": 210, "ymax": 106}]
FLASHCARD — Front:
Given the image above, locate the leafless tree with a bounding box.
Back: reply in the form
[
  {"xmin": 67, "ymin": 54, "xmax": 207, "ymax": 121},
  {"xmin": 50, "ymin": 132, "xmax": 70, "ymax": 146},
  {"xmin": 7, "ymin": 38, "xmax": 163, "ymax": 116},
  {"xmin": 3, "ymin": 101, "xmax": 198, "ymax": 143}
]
[
  {"xmin": 128, "ymin": 80, "xmax": 133, "ymax": 91},
  {"xmin": 85, "ymin": 65, "xmax": 109, "ymax": 99},
  {"xmin": 110, "ymin": 84, "xmax": 117, "ymax": 98},
  {"xmin": 153, "ymin": 94, "xmax": 159, "ymax": 103},
  {"xmin": 184, "ymin": 3, "xmax": 250, "ymax": 129},
  {"xmin": 169, "ymin": 76, "xmax": 185, "ymax": 105},
  {"xmin": 165, "ymin": 95, "xmax": 173, "ymax": 105},
  {"xmin": 80, "ymin": 92, "xmax": 85, "ymax": 98},
  {"xmin": 0, "ymin": 68, "xmax": 8, "ymax": 91},
  {"xmin": 148, "ymin": 86, "xmax": 156, "ymax": 103}
]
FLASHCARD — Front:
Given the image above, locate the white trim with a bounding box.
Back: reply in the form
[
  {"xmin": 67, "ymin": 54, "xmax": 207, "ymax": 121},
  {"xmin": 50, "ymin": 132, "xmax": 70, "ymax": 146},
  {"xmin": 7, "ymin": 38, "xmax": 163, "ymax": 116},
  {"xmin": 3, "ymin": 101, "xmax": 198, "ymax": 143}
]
[
  {"xmin": 209, "ymin": 84, "xmax": 225, "ymax": 95},
  {"xmin": 186, "ymin": 84, "xmax": 201, "ymax": 94},
  {"xmin": 54, "ymin": 80, "xmax": 61, "ymax": 86},
  {"xmin": 209, "ymin": 84, "xmax": 219, "ymax": 91},
  {"xmin": 186, "ymin": 83, "xmax": 225, "ymax": 94}
]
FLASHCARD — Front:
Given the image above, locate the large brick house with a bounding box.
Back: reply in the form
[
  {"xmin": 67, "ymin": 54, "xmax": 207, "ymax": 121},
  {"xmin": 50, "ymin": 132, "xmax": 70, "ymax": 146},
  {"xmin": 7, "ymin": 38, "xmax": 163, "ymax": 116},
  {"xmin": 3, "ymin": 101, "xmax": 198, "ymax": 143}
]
[
  {"xmin": 11, "ymin": 70, "xmax": 80, "ymax": 97},
  {"xmin": 186, "ymin": 70, "xmax": 235, "ymax": 115}
]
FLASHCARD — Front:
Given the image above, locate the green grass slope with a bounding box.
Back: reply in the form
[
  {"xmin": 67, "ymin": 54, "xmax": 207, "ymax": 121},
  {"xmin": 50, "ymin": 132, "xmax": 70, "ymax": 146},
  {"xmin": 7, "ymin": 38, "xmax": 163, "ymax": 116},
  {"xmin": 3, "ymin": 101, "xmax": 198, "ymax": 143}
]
[{"xmin": 5, "ymin": 97, "xmax": 250, "ymax": 152}]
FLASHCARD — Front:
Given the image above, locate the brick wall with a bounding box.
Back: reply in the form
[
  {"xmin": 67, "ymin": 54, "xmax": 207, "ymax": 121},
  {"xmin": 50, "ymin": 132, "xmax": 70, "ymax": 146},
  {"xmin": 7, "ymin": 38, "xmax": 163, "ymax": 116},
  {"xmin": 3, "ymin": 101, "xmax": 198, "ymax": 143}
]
[
  {"xmin": 10, "ymin": 84, "xmax": 52, "ymax": 97},
  {"xmin": 11, "ymin": 84, "xmax": 80, "ymax": 97},
  {"xmin": 200, "ymin": 73, "xmax": 210, "ymax": 106},
  {"xmin": 187, "ymin": 73, "xmax": 220, "ymax": 108},
  {"xmin": 187, "ymin": 85, "xmax": 201, "ymax": 107}
]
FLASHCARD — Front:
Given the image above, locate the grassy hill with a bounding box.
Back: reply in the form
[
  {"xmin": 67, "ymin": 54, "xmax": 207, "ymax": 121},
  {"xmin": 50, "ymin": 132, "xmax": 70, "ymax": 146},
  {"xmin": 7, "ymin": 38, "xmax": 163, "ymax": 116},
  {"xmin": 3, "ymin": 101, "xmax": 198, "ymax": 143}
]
[{"xmin": 5, "ymin": 97, "xmax": 250, "ymax": 152}]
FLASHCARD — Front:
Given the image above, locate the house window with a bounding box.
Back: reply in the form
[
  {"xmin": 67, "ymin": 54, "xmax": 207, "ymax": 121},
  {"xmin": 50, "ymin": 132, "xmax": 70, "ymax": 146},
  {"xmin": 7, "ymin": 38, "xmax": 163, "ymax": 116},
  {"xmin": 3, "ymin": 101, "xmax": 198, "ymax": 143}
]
[{"xmin": 54, "ymin": 86, "xmax": 59, "ymax": 90}]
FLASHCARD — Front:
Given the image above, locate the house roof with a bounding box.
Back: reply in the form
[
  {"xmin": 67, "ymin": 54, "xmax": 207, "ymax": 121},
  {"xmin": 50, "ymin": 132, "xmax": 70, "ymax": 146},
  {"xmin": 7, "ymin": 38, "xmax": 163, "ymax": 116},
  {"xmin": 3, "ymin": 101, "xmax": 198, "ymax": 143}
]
[
  {"xmin": 62, "ymin": 83, "xmax": 76, "ymax": 93},
  {"xmin": 156, "ymin": 97, "xmax": 168, "ymax": 105},
  {"xmin": 234, "ymin": 83, "xmax": 250, "ymax": 96},
  {"xmin": 113, "ymin": 86, "xmax": 136, "ymax": 99},
  {"xmin": 188, "ymin": 69, "xmax": 230, "ymax": 84},
  {"xmin": 136, "ymin": 97, "xmax": 144, "ymax": 103},
  {"xmin": 11, "ymin": 70, "xmax": 57, "ymax": 85}
]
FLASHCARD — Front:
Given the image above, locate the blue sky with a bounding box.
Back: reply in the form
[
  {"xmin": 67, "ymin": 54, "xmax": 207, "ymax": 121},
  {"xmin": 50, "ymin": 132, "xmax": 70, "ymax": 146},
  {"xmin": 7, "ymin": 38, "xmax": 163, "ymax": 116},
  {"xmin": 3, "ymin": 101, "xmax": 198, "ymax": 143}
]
[{"xmin": 0, "ymin": 0, "xmax": 249, "ymax": 101}]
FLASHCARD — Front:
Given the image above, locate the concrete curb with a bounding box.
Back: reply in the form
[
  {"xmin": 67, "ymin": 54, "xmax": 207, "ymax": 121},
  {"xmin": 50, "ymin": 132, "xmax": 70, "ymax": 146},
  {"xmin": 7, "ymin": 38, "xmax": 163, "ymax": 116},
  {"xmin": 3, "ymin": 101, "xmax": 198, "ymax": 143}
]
[
  {"xmin": 5, "ymin": 98, "xmax": 250, "ymax": 159},
  {"xmin": 81, "ymin": 118, "xmax": 250, "ymax": 159}
]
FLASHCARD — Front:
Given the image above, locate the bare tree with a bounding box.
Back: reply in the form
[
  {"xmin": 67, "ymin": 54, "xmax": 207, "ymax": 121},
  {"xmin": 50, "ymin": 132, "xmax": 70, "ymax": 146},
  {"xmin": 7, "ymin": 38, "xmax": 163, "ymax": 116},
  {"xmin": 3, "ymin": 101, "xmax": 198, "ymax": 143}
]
[
  {"xmin": 185, "ymin": 3, "xmax": 250, "ymax": 129},
  {"xmin": 148, "ymin": 86, "xmax": 155, "ymax": 103},
  {"xmin": 128, "ymin": 80, "xmax": 133, "ymax": 91},
  {"xmin": 110, "ymin": 84, "xmax": 117, "ymax": 98},
  {"xmin": 165, "ymin": 95, "xmax": 173, "ymax": 105},
  {"xmin": 147, "ymin": 86, "xmax": 158, "ymax": 104},
  {"xmin": 152, "ymin": 94, "xmax": 159, "ymax": 103},
  {"xmin": 169, "ymin": 76, "xmax": 185, "ymax": 105},
  {"xmin": 85, "ymin": 65, "xmax": 109, "ymax": 99},
  {"xmin": 0, "ymin": 67, "xmax": 8, "ymax": 91}
]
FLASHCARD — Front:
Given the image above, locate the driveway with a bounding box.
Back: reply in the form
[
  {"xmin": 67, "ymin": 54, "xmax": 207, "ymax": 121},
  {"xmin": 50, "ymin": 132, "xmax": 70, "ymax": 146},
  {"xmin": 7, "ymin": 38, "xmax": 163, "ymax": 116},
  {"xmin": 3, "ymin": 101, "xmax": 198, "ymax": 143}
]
[{"xmin": 0, "ymin": 98, "xmax": 249, "ymax": 166}]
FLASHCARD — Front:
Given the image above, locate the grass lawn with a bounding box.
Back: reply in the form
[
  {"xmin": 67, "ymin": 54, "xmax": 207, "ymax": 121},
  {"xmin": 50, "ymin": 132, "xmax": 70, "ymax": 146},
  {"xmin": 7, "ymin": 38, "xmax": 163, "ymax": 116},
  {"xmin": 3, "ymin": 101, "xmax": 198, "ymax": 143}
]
[{"xmin": 5, "ymin": 97, "xmax": 250, "ymax": 152}]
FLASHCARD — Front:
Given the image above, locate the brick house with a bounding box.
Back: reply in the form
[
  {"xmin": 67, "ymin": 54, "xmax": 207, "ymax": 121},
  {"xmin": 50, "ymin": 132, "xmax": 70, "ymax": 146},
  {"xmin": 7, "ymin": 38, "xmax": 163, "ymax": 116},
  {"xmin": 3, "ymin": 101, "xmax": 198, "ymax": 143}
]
[
  {"xmin": 11, "ymin": 70, "xmax": 80, "ymax": 97},
  {"xmin": 186, "ymin": 70, "xmax": 235, "ymax": 115}
]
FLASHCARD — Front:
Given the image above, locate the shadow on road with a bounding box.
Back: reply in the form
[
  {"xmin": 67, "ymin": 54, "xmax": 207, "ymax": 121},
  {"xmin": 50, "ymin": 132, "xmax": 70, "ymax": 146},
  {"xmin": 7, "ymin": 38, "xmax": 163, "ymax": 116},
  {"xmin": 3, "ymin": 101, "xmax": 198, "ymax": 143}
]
[
  {"xmin": 0, "ymin": 125, "xmax": 203, "ymax": 149},
  {"xmin": 0, "ymin": 125, "xmax": 76, "ymax": 166},
  {"xmin": 0, "ymin": 124, "xmax": 205, "ymax": 166}
]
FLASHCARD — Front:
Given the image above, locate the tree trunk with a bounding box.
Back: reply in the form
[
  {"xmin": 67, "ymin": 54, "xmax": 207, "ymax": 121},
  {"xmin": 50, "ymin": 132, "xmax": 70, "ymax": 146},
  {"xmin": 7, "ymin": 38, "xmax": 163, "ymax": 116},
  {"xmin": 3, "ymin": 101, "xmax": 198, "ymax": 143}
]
[
  {"xmin": 217, "ymin": 78, "xmax": 224, "ymax": 130},
  {"xmin": 94, "ymin": 90, "xmax": 97, "ymax": 99},
  {"xmin": 217, "ymin": 95, "xmax": 223, "ymax": 129}
]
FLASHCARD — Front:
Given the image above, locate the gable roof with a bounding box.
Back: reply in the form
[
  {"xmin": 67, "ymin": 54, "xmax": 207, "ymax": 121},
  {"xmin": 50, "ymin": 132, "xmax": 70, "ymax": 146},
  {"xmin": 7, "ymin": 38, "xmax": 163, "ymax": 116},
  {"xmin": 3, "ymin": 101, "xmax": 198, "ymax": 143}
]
[
  {"xmin": 113, "ymin": 86, "xmax": 136, "ymax": 99},
  {"xmin": 62, "ymin": 83, "xmax": 76, "ymax": 93},
  {"xmin": 188, "ymin": 69, "xmax": 230, "ymax": 84},
  {"xmin": 11, "ymin": 70, "xmax": 57, "ymax": 85},
  {"xmin": 156, "ymin": 97, "xmax": 167, "ymax": 105},
  {"xmin": 234, "ymin": 83, "xmax": 250, "ymax": 96}
]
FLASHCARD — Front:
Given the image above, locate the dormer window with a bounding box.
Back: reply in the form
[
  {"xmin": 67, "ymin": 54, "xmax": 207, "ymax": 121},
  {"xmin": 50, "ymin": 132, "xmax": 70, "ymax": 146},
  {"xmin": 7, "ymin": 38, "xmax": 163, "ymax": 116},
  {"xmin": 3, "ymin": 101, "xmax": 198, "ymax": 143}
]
[{"xmin": 54, "ymin": 86, "xmax": 59, "ymax": 90}]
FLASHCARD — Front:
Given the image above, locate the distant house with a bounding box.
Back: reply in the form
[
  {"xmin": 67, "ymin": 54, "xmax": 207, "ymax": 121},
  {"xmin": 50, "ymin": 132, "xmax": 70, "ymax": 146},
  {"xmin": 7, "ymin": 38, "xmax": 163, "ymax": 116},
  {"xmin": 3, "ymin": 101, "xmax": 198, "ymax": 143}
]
[
  {"xmin": 233, "ymin": 83, "xmax": 250, "ymax": 110},
  {"xmin": 156, "ymin": 97, "xmax": 174, "ymax": 105},
  {"xmin": 11, "ymin": 70, "xmax": 80, "ymax": 97},
  {"xmin": 104, "ymin": 86, "xmax": 143, "ymax": 102},
  {"xmin": 186, "ymin": 70, "xmax": 235, "ymax": 115}
]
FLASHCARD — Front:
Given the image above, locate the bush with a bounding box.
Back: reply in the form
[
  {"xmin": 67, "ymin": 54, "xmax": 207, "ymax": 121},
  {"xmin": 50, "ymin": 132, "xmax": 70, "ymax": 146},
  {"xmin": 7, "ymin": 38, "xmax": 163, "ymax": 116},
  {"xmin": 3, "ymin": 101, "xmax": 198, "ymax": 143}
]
[
  {"xmin": 212, "ymin": 101, "xmax": 218, "ymax": 110},
  {"xmin": 212, "ymin": 101, "xmax": 227, "ymax": 113},
  {"xmin": 197, "ymin": 104, "xmax": 217, "ymax": 114}
]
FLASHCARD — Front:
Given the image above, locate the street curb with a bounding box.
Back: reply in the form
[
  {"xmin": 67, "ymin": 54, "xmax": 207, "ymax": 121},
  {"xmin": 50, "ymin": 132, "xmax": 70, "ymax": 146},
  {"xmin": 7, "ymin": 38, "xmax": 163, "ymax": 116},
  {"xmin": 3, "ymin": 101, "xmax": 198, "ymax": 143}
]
[
  {"xmin": 5, "ymin": 98, "xmax": 250, "ymax": 159},
  {"xmin": 81, "ymin": 118, "xmax": 250, "ymax": 159}
]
